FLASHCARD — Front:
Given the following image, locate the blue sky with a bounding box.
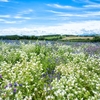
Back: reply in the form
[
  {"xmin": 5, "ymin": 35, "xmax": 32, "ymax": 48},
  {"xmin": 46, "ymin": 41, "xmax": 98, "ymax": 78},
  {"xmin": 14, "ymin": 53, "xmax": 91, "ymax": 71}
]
[{"xmin": 0, "ymin": 0, "xmax": 100, "ymax": 35}]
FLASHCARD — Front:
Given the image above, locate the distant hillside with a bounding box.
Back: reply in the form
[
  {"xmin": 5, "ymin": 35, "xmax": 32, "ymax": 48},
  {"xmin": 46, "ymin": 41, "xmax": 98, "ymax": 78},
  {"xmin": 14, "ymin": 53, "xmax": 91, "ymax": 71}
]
[{"xmin": 79, "ymin": 33, "xmax": 100, "ymax": 37}]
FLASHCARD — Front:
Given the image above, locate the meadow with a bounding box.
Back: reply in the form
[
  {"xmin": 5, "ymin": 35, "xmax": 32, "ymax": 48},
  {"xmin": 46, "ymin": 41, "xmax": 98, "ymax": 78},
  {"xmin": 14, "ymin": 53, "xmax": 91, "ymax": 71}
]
[{"xmin": 0, "ymin": 41, "xmax": 100, "ymax": 100}]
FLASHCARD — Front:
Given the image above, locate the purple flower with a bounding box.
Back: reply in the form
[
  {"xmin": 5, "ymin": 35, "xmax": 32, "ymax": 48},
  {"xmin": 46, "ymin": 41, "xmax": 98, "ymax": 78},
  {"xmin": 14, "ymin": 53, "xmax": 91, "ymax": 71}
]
[
  {"xmin": 42, "ymin": 73, "xmax": 46, "ymax": 77},
  {"xmin": 13, "ymin": 88, "xmax": 17, "ymax": 93},
  {"xmin": 14, "ymin": 82, "xmax": 18, "ymax": 87},
  {"xmin": 4, "ymin": 85, "xmax": 8, "ymax": 88},
  {"xmin": 9, "ymin": 83, "xmax": 12, "ymax": 87},
  {"xmin": 19, "ymin": 84, "xmax": 23, "ymax": 87},
  {"xmin": 0, "ymin": 74, "xmax": 2, "ymax": 79}
]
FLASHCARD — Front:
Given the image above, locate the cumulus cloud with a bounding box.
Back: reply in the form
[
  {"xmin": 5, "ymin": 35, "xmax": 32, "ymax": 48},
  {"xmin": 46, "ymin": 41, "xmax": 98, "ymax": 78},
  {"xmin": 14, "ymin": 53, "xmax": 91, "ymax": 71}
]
[{"xmin": 0, "ymin": 21, "xmax": 100, "ymax": 36}]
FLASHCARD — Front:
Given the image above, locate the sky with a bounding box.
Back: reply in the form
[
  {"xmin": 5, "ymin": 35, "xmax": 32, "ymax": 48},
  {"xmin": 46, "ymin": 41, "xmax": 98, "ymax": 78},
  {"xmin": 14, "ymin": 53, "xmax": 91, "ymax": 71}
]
[{"xmin": 0, "ymin": 0, "xmax": 100, "ymax": 36}]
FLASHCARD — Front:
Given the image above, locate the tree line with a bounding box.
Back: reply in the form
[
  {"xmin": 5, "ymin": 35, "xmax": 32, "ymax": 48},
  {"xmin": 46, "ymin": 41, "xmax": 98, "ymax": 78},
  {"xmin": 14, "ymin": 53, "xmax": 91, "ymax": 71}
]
[
  {"xmin": 0, "ymin": 35, "xmax": 100, "ymax": 42},
  {"xmin": 0, "ymin": 35, "xmax": 62, "ymax": 40}
]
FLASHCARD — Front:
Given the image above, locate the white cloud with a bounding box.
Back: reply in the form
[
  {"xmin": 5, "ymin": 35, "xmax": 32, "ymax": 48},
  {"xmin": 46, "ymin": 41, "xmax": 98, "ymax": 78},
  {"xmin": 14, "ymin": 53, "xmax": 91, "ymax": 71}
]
[
  {"xmin": 14, "ymin": 15, "xmax": 31, "ymax": 20},
  {"xmin": 13, "ymin": 9, "xmax": 33, "ymax": 20},
  {"xmin": 0, "ymin": 20, "xmax": 16, "ymax": 24},
  {"xmin": 18, "ymin": 9, "xmax": 34, "ymax": 15},
  {"xmin": 47, "ymin": 10, "xmax": 100, "ymax": 18},
  {"xmin": 85, "ymin": 11, "xmax": 100, "ymax": 16},
  {"xmin": 0, "ymin": 0, "xmax": 8, "ymax": 2},
  {"xmin": 73, "ymin": 0, "xmax": 100, "ymax": 9},
  {"xmin": 0, "ymin": 19, "xmax": 24, "ymax": 24},
  {"xmin": 0, "ymin": 15, "xmax": 10, "ymax": 18},
  {"xmin": 3, "ymin": 20, "xmax": 17, "ymax": 24},
  {"xmin": 46, "ymin": 4, "xmax": 78, "ymax": 9},
  {"xmin": 73, "ymin": 0, "xmax": 97, "ymax": 4},
  {"xmin": 84, "ymin": 4, "xmax": 100, "ymax": 8},
  {"xmin": 47, "ymin": 10, "xmax": 81, "ymax": 17},
  {"xmin": 0, "ymin": 21, "xmax": 100, "ymax": 36},
  {"xmin": 46, "ymin": 2, "xmax": 100, "ymax": 11},
  {"xmin": 0, "ymin": 18, "xmax": 4, "ymax": 21}
]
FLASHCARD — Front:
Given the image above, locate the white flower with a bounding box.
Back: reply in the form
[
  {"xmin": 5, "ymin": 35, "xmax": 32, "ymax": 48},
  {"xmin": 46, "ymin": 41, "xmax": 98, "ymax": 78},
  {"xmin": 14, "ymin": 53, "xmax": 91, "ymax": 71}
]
[
  {"xmin": 0, "ymin": 97, "xmax": 2, "ymax": 100},
  {"xmin": 46, "ymin": 95, "xmax": 54, "ymax": 100},
  {"xmin": 34, "ymin": 88, "xmax": 37, "ymax": 91}
]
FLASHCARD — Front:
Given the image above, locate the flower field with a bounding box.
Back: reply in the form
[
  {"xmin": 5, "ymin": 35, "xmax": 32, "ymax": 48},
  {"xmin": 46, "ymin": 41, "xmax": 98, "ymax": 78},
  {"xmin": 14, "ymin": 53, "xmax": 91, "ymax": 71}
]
[{"xmin": 0, "ymin": 41, "xmax": 100, "ymax": 100}]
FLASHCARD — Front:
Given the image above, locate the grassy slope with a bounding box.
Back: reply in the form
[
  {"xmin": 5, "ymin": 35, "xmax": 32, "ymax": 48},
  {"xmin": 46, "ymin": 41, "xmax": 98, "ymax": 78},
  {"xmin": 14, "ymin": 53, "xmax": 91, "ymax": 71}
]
[{"xmin": 62, "ymin": 36, "xmax": 93, "ymax": 40}]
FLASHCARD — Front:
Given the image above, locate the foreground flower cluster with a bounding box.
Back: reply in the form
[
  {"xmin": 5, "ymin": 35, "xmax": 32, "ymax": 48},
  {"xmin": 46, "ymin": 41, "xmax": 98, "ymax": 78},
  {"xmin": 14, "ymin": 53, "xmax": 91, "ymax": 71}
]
[{"xmin": 0, "ymin": 41, "xmax": 100, "ymax": 100}]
